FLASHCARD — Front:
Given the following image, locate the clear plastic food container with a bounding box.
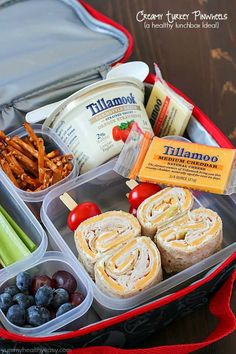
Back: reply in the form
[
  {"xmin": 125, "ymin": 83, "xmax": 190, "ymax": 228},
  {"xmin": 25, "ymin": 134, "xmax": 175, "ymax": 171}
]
[
  {"xmin": 0, "ymin": 168, "xmax": 47, "ymax": 281},
  {"xmin": 0, "ymin": 252, "xmax": 93, "ymax": 336},
  {"xmin": 41, "ymin": 159, "xmax": 236, "ymax": 319},
  {"xmin": 4, "ymin": 124, "xmax": 78, "ymax": 203}
]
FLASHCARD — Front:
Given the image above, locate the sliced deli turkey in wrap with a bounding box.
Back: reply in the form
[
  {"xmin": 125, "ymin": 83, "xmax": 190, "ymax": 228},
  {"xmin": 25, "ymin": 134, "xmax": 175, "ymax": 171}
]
[
  {"xmin": 137, "ymin": 187, "xmax": 194, "ymax": 238},
  {"xmin": 155, "ymin": 207, "xmax": 223, "ymax": 273},
  {"xmin": 74, "ymin": 211, "xmax": 141, "ymax": 278},
  {"xmin": 95, "ymin": 237, "xmax": 162, "ymax": 298}
]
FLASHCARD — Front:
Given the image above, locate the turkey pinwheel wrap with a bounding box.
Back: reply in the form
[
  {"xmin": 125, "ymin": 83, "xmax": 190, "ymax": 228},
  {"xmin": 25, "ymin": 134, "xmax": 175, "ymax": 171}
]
[
  {"xmin": 74, "ymin": 211, "xmax": 141, "ymax": 278},
  {"xmin": 137, "ymin": 187, "xmax": 194, "ymax": 237},
  {"xmin": 94, "ymin": 236, "xmax": 162, "ymax": 298},
  {"xmin": 155, "ymin": 207, "xmax": 223, "ymax": 273}
]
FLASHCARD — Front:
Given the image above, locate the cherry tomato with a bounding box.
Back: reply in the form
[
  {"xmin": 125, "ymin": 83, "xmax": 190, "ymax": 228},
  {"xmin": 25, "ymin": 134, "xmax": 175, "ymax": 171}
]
[
  {"xmin": 120, "ymin": 129, "xmax": 131, "ymax": 143},
  {"xmin": 128, "ymin": 183, "xmax": 161, "ymax": 209},
  {"xmin": 68, "ymin": 202, "xmax": 101, "ymax": 231},
  {"xmin": 112, "ymin": 126, "xmax": 121, "ymax": 141},
  {"xmin": 129, "ymin": 206, "xmax": 137, "ymax": 217}
]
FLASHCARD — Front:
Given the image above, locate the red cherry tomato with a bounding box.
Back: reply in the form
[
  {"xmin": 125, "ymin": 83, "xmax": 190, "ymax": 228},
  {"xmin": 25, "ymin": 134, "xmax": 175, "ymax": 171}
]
[
  {"xmin": 128, "ymin": 183, "xmax": 161, "ymax": 209},
  {"xmin": 68, "ymin": 202, "xmax": 101, "ymax": 231},
  {"xmin": 129, "ymin": 206, "xmax": 137, "ymax": 217},
  {"xmin": 120, "ymin": 129, "xmax": 131, "ymax": 143},
  {"xmin": 112, "ymin": 126, "xmax": 121, "ymax": 141}
]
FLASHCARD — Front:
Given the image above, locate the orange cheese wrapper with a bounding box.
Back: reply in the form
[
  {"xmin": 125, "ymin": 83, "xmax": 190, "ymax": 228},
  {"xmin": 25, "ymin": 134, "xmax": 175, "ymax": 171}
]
[{"xmin": 114, "ymin": 124, "xmax": 236, "ymax": 195}]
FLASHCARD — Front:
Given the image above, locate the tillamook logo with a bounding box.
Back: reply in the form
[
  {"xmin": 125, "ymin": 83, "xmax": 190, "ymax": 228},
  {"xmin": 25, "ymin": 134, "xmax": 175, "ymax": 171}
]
[
  {"xmin": 163, "ymin": 145, "xmax": 219, "ymax": 162},
  {"xmin": 150, "ymin": 98, "xmax": 162, "ymax": 126},
  {"xmin": 86, "ymin": 93, "xmax": 137, "ymax": 116}
]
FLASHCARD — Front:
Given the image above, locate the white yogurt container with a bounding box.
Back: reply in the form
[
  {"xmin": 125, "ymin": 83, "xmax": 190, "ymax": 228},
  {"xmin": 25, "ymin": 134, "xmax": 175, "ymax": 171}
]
[{"xmin": 43, "ymin": 78, "xmax": 153, "ymax": 174}]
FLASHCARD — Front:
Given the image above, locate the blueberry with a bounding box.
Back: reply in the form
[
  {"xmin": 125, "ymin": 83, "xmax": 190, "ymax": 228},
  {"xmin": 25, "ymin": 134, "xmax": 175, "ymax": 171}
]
[
  {"xmin": 28, "ymin": 295, "xmax": 35, "ymax": 306},
  {"xmin": 13, "ymin": 293, "xmax": 34, "ymax": 310},
  {"xmin": 0, "ymin": 293, "xmax": 13, "ymax": 313},
  {"xmin": 51, "ymin": 288, "xmax": 69, "ymax": 309},
  {"xmin": 35, "ymin": 285, "xmax": 53, "ymax": 306},
  {"xmin": 56, "ymin": 303, "xmax": 74, "ymax": 317},
  {"xmin": 26, "ymin": 306, "xmax": 51, "ymax": 327},
  {"xmin": 6, "ymin": 304, "xmax": 25, "ymax": 326},
  {"xmin": 4, "ymin": 285, "xmax": 19, "ymax": 297},
  {"xmin": 16, "ymin": 272, "xmax": 32, "ymax": 292}
]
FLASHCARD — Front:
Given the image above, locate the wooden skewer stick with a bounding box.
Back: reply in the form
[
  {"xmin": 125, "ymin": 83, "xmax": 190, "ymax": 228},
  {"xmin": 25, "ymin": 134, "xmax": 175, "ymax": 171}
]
[
  {"xmin": 125, "ymin": 179, "xmax": 139, "ymax": 197},
  {"xmin": 59, "ymin": 193, "xmax": 77, "ymax": 211}
]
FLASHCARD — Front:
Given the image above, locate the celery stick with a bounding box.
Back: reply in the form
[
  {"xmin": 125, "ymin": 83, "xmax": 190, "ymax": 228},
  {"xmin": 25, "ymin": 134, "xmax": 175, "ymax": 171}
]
[
  {"xmin": 0, "ymin": 205, "xmax": 37, "ymax": 252},
  {"xmin": 0, "ymin": 211, "xmax": 31, "ymax": 266}
]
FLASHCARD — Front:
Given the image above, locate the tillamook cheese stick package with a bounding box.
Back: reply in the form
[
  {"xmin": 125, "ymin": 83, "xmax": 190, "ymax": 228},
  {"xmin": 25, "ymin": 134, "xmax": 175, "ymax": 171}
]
[
  {"xmin": 114, "ymin": 124, "xmax": 236, "ymax": 195},
  {"xmin": 146, "ymin": 65, "xmax": 193, "ymax": 137}
]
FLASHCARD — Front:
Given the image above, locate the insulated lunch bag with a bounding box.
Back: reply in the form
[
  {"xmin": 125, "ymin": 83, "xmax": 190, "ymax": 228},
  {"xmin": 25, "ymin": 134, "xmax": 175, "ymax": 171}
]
[{"xmin": 0, "ymin": 1, "xmax": 235, "ymax": 353}]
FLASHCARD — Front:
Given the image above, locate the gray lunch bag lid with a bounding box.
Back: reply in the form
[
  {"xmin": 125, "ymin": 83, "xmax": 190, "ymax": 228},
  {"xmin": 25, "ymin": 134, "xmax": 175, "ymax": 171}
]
[{"xmin": 0, "ymin": 0, "xmax": 128, "ymax": 132}]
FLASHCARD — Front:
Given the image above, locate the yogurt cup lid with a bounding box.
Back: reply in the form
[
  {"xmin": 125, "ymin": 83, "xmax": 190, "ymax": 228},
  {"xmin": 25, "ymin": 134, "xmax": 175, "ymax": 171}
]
[{"xmin": 43, "ymin": 77, "xmax": 145, "ymax": 129}]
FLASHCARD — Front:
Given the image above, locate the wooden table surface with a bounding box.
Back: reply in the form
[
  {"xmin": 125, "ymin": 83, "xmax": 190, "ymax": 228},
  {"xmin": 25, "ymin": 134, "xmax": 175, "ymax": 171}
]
[{"xmin": 87, "ymin": 0, "xmax": 236, "ymax": 353}]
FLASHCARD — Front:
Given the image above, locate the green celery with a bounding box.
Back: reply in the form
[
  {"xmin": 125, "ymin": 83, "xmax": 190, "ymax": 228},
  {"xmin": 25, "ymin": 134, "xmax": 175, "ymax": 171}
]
[
  {"xmin": 0, "ymin": 211, "xmax": 31, "ymax": 266},
  {"xmin": 0, "ymin": 205, "xmax": 37, "ymax": 252}
]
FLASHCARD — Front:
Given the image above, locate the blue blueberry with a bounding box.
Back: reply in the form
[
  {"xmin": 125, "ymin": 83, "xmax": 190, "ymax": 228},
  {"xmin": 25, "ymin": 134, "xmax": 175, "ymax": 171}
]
[
  {"xmin": 6, "ymin": 304, "xmax": 25, "ymax": 326},
  {"xmin": 51, "ymin": 288, "xmax": 69, "ymax": 309},
  {"xmin": 26, "ymin": 306, "xmax": 51, "ymax": 327},
  {"xmin": 4, "ymin": 285, "xmax": 19, "ymax": 297},
  {"xmin": 56, "ymin": 303, "xmax": 74, "ymax": 317},
  {"xmin": 16, "ymin": 272, "xmax": 32, "ymax": 292},
  {"xmin": 28, "ymin": 295, "xmax": 35, "ymax": 306},
  {"xmin": 35, "ymin": 285, "xmax": 53, "ymax": 306},
  {"xmin": 13, "ymin": 293, "xmax": 34, "ymax": 310},
  {"xmin": 0, "ymin": 293, "xmax": 13, "ymax": 313}
]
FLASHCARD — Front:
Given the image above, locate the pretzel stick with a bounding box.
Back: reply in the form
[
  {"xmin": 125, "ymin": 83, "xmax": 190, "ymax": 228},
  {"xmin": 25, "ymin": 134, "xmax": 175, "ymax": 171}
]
[
  {"xmin": 43, "ymin": 170, "xmax": 53, "ymax": 188},
  {"xmin": 52, "ymin": 154, "xmax": 73, "ymax": 163},
  {"xmin": 1, "ymin": 152, "xmax": 28, "ymax": 191},
  {"xmin": 22, "ymin": 136, "xmax": 35, "ymax": 149},
  {"xmin": 1, "ymin": 151, "xmax": 24, "ymax": 175},
  {"xmin": 37, "ymin": 138, "xmax": 46, "ymax": 184},
  {"xmin": 62, "ymin": 162, "xmax": 73, "ymax": 178},
  {"xmin": 1, "ymin": 133, "xmax": 32, "ymax": 158},
  {"xmin": 4, "ymin": 137, "xmax": 32, "ymax": 157},
  {"xmin": 0, "ymin": 158, "xmax": 19, "ymax": 187},
  {"xmin": 59, "ymin": 193, "xmax": 77, "ymax": 211},
  {"xmin": 0, "ymin": 131, "xmax": 7, "ymax": 140},
  {"xmin": 51, "ymin": 163, "xmax": 62, "ymax": 184},
  {"xmin": 9, "ymin": 147, "xmax": 38, "ymax": 176},
  {"xmin": 17, "ymin": 178, "xmax": 28, "ymax": 190},
  {"xmin": 47, "ymin": 150, "xmax": 60, "ymax": 159},
  {"xmin": 21, "ymin": 174, "xmax": 39, "ymax": 189},
  {"xmin": 12, "ymin": 136, "xmax": 58, "ymax": 172},
  {"xmin": 23, "ymin": 122, "xmax": 39, "ymax": 147},
  {"xmin": 4, "ymin": 153, "xmax": 38, "ymax": 188}
]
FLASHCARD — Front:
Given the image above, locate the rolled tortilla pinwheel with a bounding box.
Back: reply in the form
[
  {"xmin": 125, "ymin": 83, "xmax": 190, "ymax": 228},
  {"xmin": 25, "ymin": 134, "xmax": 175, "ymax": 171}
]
[
  {"xmin": 95, "ymin": 236, "xmax": 162, "ymax": 298},
  {"xmin": 155, "ymin": 207, "xmax": 223, "ymax": 273},
  {"xmin": 137, "ymin": 187, "xmax": 194, "ymax": 238},
  {"xmin": 74, "ymin": 211, "xmax": 141, "ymax": 278}
]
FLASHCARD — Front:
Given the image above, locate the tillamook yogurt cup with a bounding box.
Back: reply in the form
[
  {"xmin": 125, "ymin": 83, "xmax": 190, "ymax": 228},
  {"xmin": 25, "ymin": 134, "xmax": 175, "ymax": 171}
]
[{"xmin": 43, "ymin": 78, "xmax": 153, "ymax": 173}]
